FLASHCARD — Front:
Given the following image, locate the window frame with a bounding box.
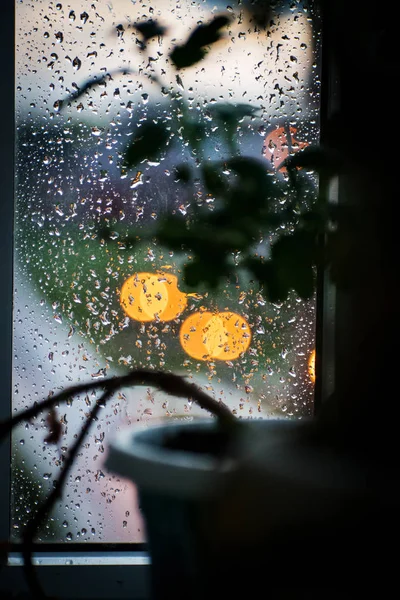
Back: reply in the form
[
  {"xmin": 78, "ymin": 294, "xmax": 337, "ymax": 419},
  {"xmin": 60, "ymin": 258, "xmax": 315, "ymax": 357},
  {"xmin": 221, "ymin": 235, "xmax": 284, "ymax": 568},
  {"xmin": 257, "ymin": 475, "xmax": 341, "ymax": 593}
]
[
  {"xmin": 1, "ymin": 1, "xmax": 333, "ymax": 597},
  {"xmin": 1, "ymin": 2, "xmax": 151, "ymax": 597}
]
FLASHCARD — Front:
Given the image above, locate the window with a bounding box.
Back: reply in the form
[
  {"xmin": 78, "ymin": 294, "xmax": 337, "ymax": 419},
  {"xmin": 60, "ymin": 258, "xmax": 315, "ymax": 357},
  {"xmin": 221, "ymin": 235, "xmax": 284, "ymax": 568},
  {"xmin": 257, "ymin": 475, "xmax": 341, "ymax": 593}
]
[{"xmin": 2, "ymin": 0, "xmax": 322, "ymax": 596}]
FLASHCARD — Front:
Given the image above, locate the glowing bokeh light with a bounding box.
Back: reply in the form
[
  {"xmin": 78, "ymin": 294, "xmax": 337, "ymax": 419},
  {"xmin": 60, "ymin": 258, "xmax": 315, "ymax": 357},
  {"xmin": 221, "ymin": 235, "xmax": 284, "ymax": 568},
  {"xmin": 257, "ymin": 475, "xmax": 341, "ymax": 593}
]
[
  {"xmin": 263, "ymin": 126, "xmax": 309, "ymax": 172},
  {"xmin": 180, "ymin": 310, "xmax": 251, "ymax": 361},
  {"xmin": 308, "ymin": 349, "xmax": 316, "ymax": 383},
  {"xmin": 120, "ymin": 272, "xmax": 187, "ymax": 322}
]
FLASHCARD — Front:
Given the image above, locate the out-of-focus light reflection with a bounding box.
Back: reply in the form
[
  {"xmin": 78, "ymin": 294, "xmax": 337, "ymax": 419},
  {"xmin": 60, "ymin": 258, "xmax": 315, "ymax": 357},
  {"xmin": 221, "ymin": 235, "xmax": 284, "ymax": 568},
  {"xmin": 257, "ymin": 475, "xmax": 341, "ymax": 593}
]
[
  {"xmin": 120, "ymin": 272, "xmax": 187, "ymax": 322},
  {"xmin": 263, "ymin": 126, "xmax": 309, "ymax": 172},
  {"xmin": 308, "ymin": 348, "xmax": 316, "ymax": 383},
  {"xmin": 180, "ymin": 310, "xmax": 251, "ymax": 361}
]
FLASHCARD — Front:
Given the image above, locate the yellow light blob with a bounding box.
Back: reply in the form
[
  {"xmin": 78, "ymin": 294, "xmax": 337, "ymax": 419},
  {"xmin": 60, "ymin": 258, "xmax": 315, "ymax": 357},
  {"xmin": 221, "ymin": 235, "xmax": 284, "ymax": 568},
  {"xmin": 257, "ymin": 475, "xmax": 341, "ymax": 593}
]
[
  {"xmin": 179, "ymin": 311, "xmax": 214, "ymax": 361},
  {"xmin": 308, "ymin": 349, "xmax": 316, "ymax": 383},
  {"xmin": 120, "ymin": 272, "xmax": 187, "ymax": 322},
  {"xmin": 214, "ymin": 312, "xmax": 252, "ymax": 360},
  {"xmin": 203, "ymin": 314, "xmax": 229, "ymax": 357},
  {"xmin": 180, "ymin": 310, "xmax": 252, "ymax": 361}
]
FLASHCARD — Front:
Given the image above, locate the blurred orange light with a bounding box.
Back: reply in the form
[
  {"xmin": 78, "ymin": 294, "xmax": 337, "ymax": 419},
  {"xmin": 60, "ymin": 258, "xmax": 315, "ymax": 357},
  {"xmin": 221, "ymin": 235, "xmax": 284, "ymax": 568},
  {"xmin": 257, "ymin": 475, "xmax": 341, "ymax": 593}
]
[
  {"xmin": 308, "ymin": 349, "xmax": 316, "ymax": 383},
  {"xmin": 180, "ymin": 310, "xmax": 251, "ymax": 361},
  {"xmin": 120, "ymin": 272, "xmax": 187, "ymax": 322},
  {"xmin": 263, "ymin": 125, "xmax": 308, "ymax": 172}
]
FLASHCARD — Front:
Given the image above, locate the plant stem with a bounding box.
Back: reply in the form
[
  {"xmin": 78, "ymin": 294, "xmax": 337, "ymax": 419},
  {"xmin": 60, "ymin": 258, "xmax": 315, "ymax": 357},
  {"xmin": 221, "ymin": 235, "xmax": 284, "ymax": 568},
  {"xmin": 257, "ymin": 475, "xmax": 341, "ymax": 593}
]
[
  {"xmin": 22, "ymin": 386, "xmax": 114, "ymax": 599},
  {"xmin": 2, "ymin": 369, "xmax": 237, "ymax": 598},
  {"xmin": 0, "ymin": 369, "xmax": 236, "ymax": 442}
]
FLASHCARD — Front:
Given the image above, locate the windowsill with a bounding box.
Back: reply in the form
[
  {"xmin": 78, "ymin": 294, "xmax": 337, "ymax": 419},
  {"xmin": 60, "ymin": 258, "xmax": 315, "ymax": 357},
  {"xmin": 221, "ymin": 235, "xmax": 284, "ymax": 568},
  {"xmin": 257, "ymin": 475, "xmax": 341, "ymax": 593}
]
[
  {"xmin": 2, "ymin": 552, "xmax": 151, "ymax": 599},
  {"xmin": 8, "ymin": 550, "xmax": 150, "ymax": 567}
]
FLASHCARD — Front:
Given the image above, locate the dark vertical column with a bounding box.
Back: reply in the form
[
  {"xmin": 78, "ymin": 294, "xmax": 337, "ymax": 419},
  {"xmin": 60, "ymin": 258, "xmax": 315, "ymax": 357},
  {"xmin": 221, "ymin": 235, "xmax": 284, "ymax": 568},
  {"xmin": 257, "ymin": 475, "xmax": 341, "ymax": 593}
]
[{"xmin": 0, "ymin": 0, "xmax": 15, "ymax": 543}]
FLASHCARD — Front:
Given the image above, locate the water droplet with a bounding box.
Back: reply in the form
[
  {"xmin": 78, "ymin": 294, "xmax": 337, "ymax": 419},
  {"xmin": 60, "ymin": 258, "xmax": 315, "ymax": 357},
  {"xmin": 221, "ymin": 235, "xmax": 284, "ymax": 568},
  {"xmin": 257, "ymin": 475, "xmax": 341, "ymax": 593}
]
[{"xmin": 72, "ymin": 57, "xmax": 82, "ymax": 71}]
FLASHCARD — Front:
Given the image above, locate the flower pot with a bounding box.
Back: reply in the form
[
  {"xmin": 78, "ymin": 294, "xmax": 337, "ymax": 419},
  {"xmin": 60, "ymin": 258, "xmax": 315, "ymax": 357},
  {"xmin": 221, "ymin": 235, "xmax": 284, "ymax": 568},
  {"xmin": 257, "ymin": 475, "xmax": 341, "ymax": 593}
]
[
  {"xmin": 106, "ymin": 418, "xmax": 382, "ymax": 599},
  {"xmin": 105, "ymin": 419, "xmax": 238, "ymax": 599}
]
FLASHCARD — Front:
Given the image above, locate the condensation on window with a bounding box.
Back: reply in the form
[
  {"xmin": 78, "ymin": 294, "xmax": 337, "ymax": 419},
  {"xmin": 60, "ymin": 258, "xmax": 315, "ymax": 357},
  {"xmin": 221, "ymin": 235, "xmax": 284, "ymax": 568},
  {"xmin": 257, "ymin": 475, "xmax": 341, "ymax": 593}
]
[{"xmin": 13, "ymin": 0, "xmax": 320, "ymax": 542}]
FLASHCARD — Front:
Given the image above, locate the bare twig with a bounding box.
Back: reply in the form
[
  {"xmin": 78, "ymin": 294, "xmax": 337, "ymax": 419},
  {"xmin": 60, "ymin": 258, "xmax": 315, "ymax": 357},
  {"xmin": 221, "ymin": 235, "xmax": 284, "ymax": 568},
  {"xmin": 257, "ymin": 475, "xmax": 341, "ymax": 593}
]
[
  {"xmin": 0, "ymin": 369, "xmax": 236, "ymax": 442},
  {"xmin": 2, "ymin": 369, "xmax": 238, "ymax": 598},
  {"xmin": 22, "ymin": 387, "xmax": 114, "ymax": 599}
]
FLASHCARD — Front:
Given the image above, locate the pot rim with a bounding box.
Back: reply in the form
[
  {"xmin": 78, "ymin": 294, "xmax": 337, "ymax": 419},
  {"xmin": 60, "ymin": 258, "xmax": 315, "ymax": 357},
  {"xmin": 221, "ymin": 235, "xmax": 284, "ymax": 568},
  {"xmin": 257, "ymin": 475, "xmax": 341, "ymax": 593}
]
[
  {"xmin": 105, "ymin": 419, "xmax": 236, "ymax": 497},
  {"xmin": 105, "ymin": 417, "xmax": 368, "ymax": 499},
  {"xmin": 104, "ymin": 418, "xmax": 296, "ymax": 498}
]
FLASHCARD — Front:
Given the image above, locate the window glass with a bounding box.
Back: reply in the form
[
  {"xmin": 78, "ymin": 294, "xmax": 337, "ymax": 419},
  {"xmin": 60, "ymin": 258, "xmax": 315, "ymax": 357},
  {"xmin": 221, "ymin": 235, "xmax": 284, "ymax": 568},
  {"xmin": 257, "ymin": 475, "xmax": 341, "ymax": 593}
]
[{"xmin": 13, "ymin": 0, "xmax": 320, "ymax": 543}]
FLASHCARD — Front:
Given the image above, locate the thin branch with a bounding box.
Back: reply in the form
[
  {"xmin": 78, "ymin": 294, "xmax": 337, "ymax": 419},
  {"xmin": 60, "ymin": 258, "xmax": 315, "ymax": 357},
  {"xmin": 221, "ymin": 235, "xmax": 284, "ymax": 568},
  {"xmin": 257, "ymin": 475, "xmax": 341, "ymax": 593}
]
[
  {"xmin": 22, "ymin": 386, "xmax": 114, "ymax": 599},
  {"xmin": 4, "ymin": 370, "xmax": 237, "ymax": 598},
  {"xmin": 0, "ymin": 369, "xmax": 236, "ymax": 442}
]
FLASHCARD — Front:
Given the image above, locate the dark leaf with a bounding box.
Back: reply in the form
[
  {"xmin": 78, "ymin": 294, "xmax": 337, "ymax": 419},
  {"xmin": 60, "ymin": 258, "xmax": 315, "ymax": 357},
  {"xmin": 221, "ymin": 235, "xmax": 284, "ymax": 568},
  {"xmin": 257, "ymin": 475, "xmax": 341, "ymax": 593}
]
[
  {"xmin": 224, "ymin": 156, "xmax": 276, "ymax": 210},
  {"xmin": 175, "ymin": 164, "xmax": 192, "ymax": 183},
  {"xmin": 271, "ymin": 230, "xmax": 317, "ymax": 299},
  {"xmin": 170, "ymin": 46, "xmax": 206, "ymax": 69},
  {"xmin": 44, "ymin": 407, "xmax": 63, "ymax": 445},
  {"xmin": 246, "ymin": 230, "xmax": 318, "ymax": 301},
  {"xmin": 124, "ymin": 122, "xmax": 170, "ymax": 168},
  {"xmin": 170, "ymin": 15, "xmax": 231, "ymax": 69},
  {"xmin": 216, "ymin": 228, "xmax": 249, "ymax": 251},
  {"xmin": 289, "ymin": 263, "xmax": 315, "ymax": 299},
  {"xmin": 243, "ymin": 0, "xmax": 273, "ymax": 28},
  {"xmin": 207, "ymin": 209, "xmax": 256, "ymax": 244},
  {"xmin": 189, "ymin": 15, "xmax": 231, "ymax": 47},
  {"xmin": 133, "ymin": 19, "xmax": 167, "ymax": 42},
  {"xmin": 212, "ymin": 103, "xmax": 261, "ymax": 125},
  {"xmin": 202, "ymin": 162, "xmax": 226, "ymax": 195},
  {"xmin": 157, "ymin": 215, "xmax": 191, "ymax": 250},
  {"xmin": 184, "ymin": 258, "xmax": 228, "ymax": 289},
  {"xmin": 283, "ymin": 146, "xmax": 343, "ymax": 175},
  {"xmin": 179, "ymin": 119, "xmax": 205, "ymax": 150},
  {"xmin": 246, "ymin": 259, "xmax": 290, "ymax": 303},
  {"xmin": 272, "ymin": 230, "xmax": 317, "ymax": 267},
  {"xmin": 227, "ymin": 156, "xmax": 270, "ymax": 181}
]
